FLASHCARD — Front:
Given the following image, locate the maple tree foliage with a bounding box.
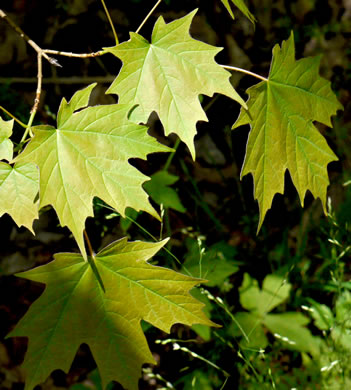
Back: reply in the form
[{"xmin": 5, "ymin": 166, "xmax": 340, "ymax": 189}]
[
  {"xmin": 8, "ymin": 238, "xmax": 215, "ymax": 390},
  {"xmin": 15, "ymin": 84, "xmax": 170, "ymax": 259},
  {"xmin": 0, "ymin": 5, "xmax": 343, "ymax": 390},
  {"xmin": 105, "ymin": 10, "xmax": 246, "ymax": 159},
  {"xmin": 234, "ymin": 274, "xmax": 321, "ymax": 355},
  {"xmin": 233, "ymin": 32, "xmax": 343, "ymax": 229},
  {"xmin": 0, "ymin": 118, "xmax": 39, "ymax": 232}
]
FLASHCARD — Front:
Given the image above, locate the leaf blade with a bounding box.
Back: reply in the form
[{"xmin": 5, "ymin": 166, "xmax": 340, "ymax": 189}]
[
  {"xmin": 233, "ymin": 31, "xmax": 342, "ymax": 229},
  {"xmin": 0, "ymin": 117, "xmax": 14, "ymax": 161},
  {"xmin": 220, "ymin": 0, "xmax": 256, "ymax": 24},
  {"xmin": 0, "ymin": 162, "xmax": 39, "ymax": 232},
  {"xmin": 8, "ymin": 238, "xmax": 216, "ymax": 390},
  {"xmin": 105, "ymin": 10, "xmax": 246, "ymax": 159},
  {"xmin": 15, "ymin": 86, "xmax": 171, "ymax": 258}
]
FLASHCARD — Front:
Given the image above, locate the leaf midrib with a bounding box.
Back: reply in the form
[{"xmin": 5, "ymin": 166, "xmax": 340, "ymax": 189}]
[
  {"xmin": 99, "ymin": 260, "xmax": 199, "ymax": 324},
  {"xmin": 269, "ymin": 78, "xmax": 335, "ymax": 107}
]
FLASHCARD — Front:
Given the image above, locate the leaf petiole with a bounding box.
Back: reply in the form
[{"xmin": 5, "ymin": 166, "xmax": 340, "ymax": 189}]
[
  {"xmin": 220, "ymin": 64, "xmax": 268, "ymax": 82},
  {"xmin": 100, "ymin": 0, "xmax": 119, "ymax": 45},
  {"xmin": 20, "ymin": 110, "xmax": 35, "ymax": 144},
  {"xmin": 84, "ymin": 230, "xmax": 106, "ymax": 293},
  {"xmin": 0, "ymin": 105, "xmax": 27, "ymax": 128},
  {"xmin": 135, "ymin": 0, "xmax": 162, "ymax": 34}
]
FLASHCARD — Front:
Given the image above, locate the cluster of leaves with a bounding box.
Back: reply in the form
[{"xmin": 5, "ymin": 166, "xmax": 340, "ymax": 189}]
[
  {"xmin": 231, "ymin": 273, "xmax": 321, "ymax": 355},
  {"xmin": 0, "ymin": 2, "xmax": 343, "ymax": 389}
]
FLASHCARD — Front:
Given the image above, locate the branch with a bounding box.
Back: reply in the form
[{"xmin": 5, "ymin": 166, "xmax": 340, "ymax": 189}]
[
  {"xmin": 43, "ymin": 49, "xmax": 104, "ymax": 59},
  {"xmin": 0, "ymin": 9, "xmax": 62, "ymax": 67},
  {"xmin": 0, "ymin": 76, "xmax": 115, "ymax": 84},
  {"xmin": 0, "ymin": 8, "xmax": 107, "ymax": 127}
]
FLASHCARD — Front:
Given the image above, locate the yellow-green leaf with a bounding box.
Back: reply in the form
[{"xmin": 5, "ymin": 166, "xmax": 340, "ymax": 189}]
[
  {"xmin": 233, "ymin": 31, "xmax": 343, "ymax": 230},
  {"xmin": 239, "ymin": 273, "xmax": 291, "ymax": 316},
  {"xmin": 0, "ymin": 117, "xmax": 14, "ymax": 161},
  {"xmin": 15, "ymin": 85, "xmax": 171, "ymax": 258},
  {"xmin": 0, "ymin": 162, "xmax": 38, "ymax": 232},
  {"xmin": 220, "ymin": 0, "xmax": 256, "ymax": 23},
  {"xmin": 105, "ymin": 10, "xmax": 246, "ymax": 159},
  {"xmin": 232, "ymin": 273, "xmax": 320, "ymax": 355},
  {"xmin": 8, "ymin": 238, "xmax": 216, "ymax": 390}
]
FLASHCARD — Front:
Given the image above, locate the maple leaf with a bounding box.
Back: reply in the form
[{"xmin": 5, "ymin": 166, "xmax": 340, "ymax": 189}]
[
  {"xmin": 231, "ymin": 274, "xmax": 321, "ymax": 355},
  {"xmin": 8, "ymin": 238, "xmax": 216, "ymax": 390},
  {"xmin": 220, "ymin": 0, "xmax": 256, "ymax": 23},
  {"xmin": 105, "ymin": 10, "xmax": 246, "ymax": 159},
  {"xmin": 15, "ymin": 84, "xmax": 171, "ymax": 258},
  {"xmin": 0, "ymin": 162, "xmax": 38, "ymax": 232},
  {"xmin": 0, "ymin": 117, "xmax": 14, "ymax": 161},
  {"xmin": 143, "ymin": 170, "xmax": 186, "ymax": 213},
  {"xmin": 233, "ymin": 31, "xmax": 343, "ymax": 230}
]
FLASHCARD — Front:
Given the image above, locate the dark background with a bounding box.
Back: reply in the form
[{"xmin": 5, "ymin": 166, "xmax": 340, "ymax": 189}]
[{"xmin": 0, "ymin": 0, "xmax": 350, "ymax": 389}]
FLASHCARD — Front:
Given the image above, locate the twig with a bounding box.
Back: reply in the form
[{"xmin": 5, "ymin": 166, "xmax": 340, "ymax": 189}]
[
  {"xmin": 135, "ymin": 0, "xmax": 163, "ymax": 34},
  {"xmin": 100, "ymin": 0, "xmax": 119, "ymax": 45},
  {"xmin": 0, "ymin": 9, "xmax": 61, "ymax": 67},
  {"xmin": 0, "ymin": 8, "xmax": 60, "ymax": 123},
  {"xmin": 43, "ymin": 49, "xmax": 104, "ymax": 58},
  {"xmin": 0, "ymin": 76, "xmax": 115, "ymax": 84},
  {"xmin": 220, "ymin": 64, "xmax": 268, "ymax": 82},
  {"xmin": 0, "ymin": 9, "xmax": 108, "ymax": 117},
  {"xmin": 32, "ymin": 52, "xmax": 43, "ymax": 113}
]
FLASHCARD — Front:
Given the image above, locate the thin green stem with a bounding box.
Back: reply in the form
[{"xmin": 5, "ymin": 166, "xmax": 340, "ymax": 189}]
[
  {"xmin": 100, "ymin": 0, "xmax": 119, "ymax": 45},
  {"xmin": 219, "ymin": 377, "xmax": 229, "ymax": 390},
  {"xmin": 201, "ymin": 288, "xmax": 249, "ymax": 342},
  {"xmin": 135, "ymin": 0, "xmax": 162, "ymax": 34},
  {"xmin": 180, "ymin": 159, "xmax": 222, "ymax": 231},
  {"xmin": 0, "ymin": 106, "xmax": 26, "ymax": 128},
  {"xmin": 20, "ymin": 110, "xmax": 36, "ymax": 143},
  {"xmin": 237, "ymin": 350, "xmax": 263, "ymax": 383},
  {"xmin": 220, "ymin": 64, "xmax": 268, "ymax": 82},
  {"xmin": 96, "ymin": 202, "xmax": 193, "ymax": 276},
  {"xmin": 123, "ymin": 213, "xmax": 188, "ymax": 270},
  {"xmin": 173, "ymin": 342, "xmax": 230, "ymax": 377},
  {"xmin": 163, "ymin": 138, "xmax": 180, "ymax": 171},
  {"xmin": 84, "ymin": 229, "xmax": 96, "ymax": 261}
]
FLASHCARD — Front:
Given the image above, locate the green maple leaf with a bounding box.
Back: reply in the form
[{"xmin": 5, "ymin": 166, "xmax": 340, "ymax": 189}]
[
  {"xmin": 143, "ymin": 170, "xmax": 186, "ymax": 213},
  {"xmin": 231, "ymin": 274, "xmax": 320, "ymax": 355},
  {"xmin": 0, "ymin": 162, "xmax": 38, "ymax": 232},
  {"xmin": 0, "ymin": 117, "xmax": 14, "ymax": 161},
  {"xmin": 220, "ymin": 0, "xmax": 256, "ymax": 23},
  {"xmin": 8, "ymin": 238, "xmax": 215, "ymax": 390},
  {"xmin": 15, "ymin": 84, "xmax": 170, "ymax": 258},
  {"xmin": 105, "ymin": 10, "xmax": 246, "ymax": 159},
  {"xmin": 233, "ymin": 32, "xmax": 343, "ymax": 230}
]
